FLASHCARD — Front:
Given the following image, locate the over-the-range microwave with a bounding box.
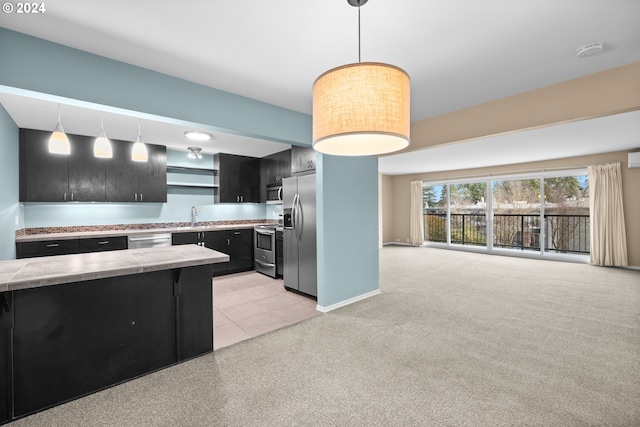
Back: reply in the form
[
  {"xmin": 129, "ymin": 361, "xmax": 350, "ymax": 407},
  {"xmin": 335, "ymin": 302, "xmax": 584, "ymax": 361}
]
[{"xmin": 266, "ymin": 184, "xmax": 283, "ymax": 204}]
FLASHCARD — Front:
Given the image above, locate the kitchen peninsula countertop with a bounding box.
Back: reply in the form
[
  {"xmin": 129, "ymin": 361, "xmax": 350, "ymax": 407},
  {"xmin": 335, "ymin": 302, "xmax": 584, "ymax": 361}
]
[
  {"xmin": 15, "ymin": 221, "xmax": 275, "ymax": 242},
  {"xmin": 0, "ymin": 244, "xmax": 229, "ymax": 292}
]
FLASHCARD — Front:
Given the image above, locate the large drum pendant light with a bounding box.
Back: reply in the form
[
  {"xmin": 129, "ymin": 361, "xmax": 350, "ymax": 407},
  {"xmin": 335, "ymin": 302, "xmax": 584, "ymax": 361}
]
[{"xmin": 312, "ymin": 0, "xmax": 410, "ymax": 156}]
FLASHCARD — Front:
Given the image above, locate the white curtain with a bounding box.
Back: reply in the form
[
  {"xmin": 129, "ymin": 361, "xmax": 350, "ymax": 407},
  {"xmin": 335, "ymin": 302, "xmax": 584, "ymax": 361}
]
[
  {"xmin": 587, "ymin": 162, "xmax": 628, "ymax": 266},
  {"xmin": 410, "ymin": 180, "xmax": 424, "ymax": 246}
]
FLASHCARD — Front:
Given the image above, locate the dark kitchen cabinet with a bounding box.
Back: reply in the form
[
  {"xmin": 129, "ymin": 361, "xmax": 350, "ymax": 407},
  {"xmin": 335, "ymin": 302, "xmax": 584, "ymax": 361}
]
[
  {"xmin": 11, "ymin": 271, "xmax": 177, "ymax": 418},
  {"xmin": 259, "ymin": 149, "xmax": 291, "ymax": 202},
  {"xmin": 172, "ymin": 231, "xmax": 206, "ymax": 246},
  {"xmin": 206, "ymin": 229, "xmax": 253, "ymax": 276},
  {"xmin": 16, "ymin": 236, "xmax": 127, "ymax": 259},
  {"xmin": 19, "ymin": 129, "xmax": 107, "ymax": 202},
  {"xmin": 16, "ymin": 239, "xmax": 80, "ymax": 259},
  {"xmin": 106, "ymin": 141, "xmax": 167, "ymax": 202},
  {"xmin": 68, "ymin": 134, "xmax": 107, "ymax": 202},
  {"xmin": 0, "ymin": 293, "xmax": 10, "ymax": 424},
  {"xmin": 20, "ymin": 129, "xmax": 68, "ymax": 202},
  {"xmin": 19, "ymin": 128, "xmax": 166, "ymax": 203},
  {"xmin": 77, "ymin": 236, "xmax": 127, "ymax": 253},
  {"xmin": 214, "ymin": 153, "xmax": 260, "ymax": 203},
  {"xmin": 290, "ymin": 145, "xmax": 316, "ymax": 175},
  {"xmin": 178, "ymin": 265, "xmax": 214, "ymax": 360}
]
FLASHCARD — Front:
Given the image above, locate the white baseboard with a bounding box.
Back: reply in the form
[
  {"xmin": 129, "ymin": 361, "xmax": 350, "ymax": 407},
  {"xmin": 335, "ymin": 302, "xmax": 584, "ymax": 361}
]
[
  {"xmin": 383, "ymin": 241, "xmax": 412, "ymax": 246},
  {"xmin": 316, "ymin": 289, "xmax": 381, "ymax": 313}
]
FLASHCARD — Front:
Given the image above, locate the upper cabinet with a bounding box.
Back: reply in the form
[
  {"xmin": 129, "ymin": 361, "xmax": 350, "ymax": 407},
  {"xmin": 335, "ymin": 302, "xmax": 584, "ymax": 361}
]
[
  {"xmin": 20, "ymin": 129, "xmax": 106, "ymax": 202},
  {"xmin": 214, "ymin": 153, "xmax": 260, "ymax": 203},
  {"xmin": 290, "ymin": 145, "xmax": 316, "ymax": 175},
  {"xmin": 106, "ymin": 141, "xmax": 167, "ymax": 202},
  {"xmin": 259, "ymin": 149, "xmax": 291, "ymax": 202},
  {"xmin": 20, "ymin": 128, "xmax": 166, "ymax": 203},
  {"xmin": 263, "ymin": 149, "xmax": 291, "ymax": 186}
]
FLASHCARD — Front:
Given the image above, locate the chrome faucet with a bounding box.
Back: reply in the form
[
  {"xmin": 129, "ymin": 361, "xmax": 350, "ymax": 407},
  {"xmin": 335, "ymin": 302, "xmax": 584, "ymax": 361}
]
[{"xmin": 190, "ymin": 206, "xmax": 198, "ymax": 227}]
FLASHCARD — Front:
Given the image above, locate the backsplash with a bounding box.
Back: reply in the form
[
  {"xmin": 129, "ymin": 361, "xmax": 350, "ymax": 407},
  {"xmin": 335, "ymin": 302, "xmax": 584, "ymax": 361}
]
[{"xmin": 16, "ymin": 219, "xmax": 277, "ymax": 237}]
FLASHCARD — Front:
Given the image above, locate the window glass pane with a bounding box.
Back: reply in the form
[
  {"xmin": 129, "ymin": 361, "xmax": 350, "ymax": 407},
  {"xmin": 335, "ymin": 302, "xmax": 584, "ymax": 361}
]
[
  {"xmin": 423, "ymin": 185, "xmax": 446, "ymax": 243},
  {"xmin": 492, "ymin": 179, "xmax": 541, "ymax": 251},
  {"xmin": 449, "ymin": 182, "xmax": 487, "ymax": 247},
  {"xmin": 543, "ymin": 175, "xmax": 590, "ymax": 254}
]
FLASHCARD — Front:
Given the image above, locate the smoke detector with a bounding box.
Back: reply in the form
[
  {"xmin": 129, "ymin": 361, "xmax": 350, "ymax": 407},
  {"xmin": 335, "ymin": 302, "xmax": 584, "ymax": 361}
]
[{"xmin": 576, "ymin": 42, "xmax": 604, "ymax": 58}]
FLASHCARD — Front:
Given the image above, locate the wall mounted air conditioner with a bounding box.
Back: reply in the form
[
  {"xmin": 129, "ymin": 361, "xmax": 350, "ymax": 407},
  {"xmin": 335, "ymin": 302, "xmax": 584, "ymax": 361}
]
[{"xmin": 629, "ymin": 152, "xmax": 640, "ymax": 168}]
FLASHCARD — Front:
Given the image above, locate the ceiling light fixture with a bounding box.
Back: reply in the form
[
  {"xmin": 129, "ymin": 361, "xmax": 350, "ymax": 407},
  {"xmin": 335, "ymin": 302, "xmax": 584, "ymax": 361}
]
[
  {"xmin": 184, "ymin": 131, "xmax": 213, "ymax": 141},
  {"xmin": 94, "ymin": 112, "xmax": 113, "ymax": 158},
  {"xmin": 49, "ymin": 104, "xmax": 71, "ymax": 155},
  {"xmin": 187, "ymin": 146, "xmax": 203, "ymax": 159},
  {"xmin": 131, "ymin": 124, "xmax": 148, "ymax": 162},
  {"xmin": 312, "ymin": 0, "xmax": 410, "ymax": 156}
]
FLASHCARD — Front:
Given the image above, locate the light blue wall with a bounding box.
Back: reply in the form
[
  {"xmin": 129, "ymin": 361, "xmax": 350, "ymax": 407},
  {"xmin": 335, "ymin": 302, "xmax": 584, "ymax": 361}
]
[
  {"xmin": 0, "ymin": 104, "xmax": 20, "ymax": 260},
  {"xmin": 317, "ymin": 155, "xmax": 380, "ymax": 307},
  {"xmin": 0, "ymin": 28, "xmax": 310, "ymax": 146}
]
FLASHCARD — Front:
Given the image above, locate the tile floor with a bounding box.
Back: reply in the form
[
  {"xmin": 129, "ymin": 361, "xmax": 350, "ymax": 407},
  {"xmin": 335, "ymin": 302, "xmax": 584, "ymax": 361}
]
[{"xmin": 213, "ymin": 271, "xmax": 321, "ymax": 350}]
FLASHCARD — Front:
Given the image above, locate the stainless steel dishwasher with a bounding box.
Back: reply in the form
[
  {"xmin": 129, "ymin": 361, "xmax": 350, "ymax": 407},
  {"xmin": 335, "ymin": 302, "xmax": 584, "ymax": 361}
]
[{"xmin": 127, "ymin": 233, "xmax": 172, "ymax": 249}]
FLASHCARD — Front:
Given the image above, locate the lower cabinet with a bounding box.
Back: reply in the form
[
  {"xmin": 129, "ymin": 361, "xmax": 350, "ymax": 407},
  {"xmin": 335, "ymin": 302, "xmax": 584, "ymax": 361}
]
[
  {"xmin": 77, "ymin": 236, "xmax": 127, "ymax": 253},
  {"xmin": 4, "ymin": 264, "xmax": 213, "ymax": 422},
  {"xmin": 172, "ymin": 229, "xmax": 253, "ymax": 276},
  {"xmin": 206, "ymin": 229, "xmax": 254, "ymax": 276},
  {"xmin": 0, "ymin": 302, "xmax": 9, "ymax": 425},
  {"xmin": 16, "ymin": 236, "xmax": 127, "ymax": 259},
  {"xmin": 171, "ymin": 232, "xmax": 205, "ymax": 246},
  {"xmin": 16, "ymin": 239, "xmax": 79, "ymax": 259}
]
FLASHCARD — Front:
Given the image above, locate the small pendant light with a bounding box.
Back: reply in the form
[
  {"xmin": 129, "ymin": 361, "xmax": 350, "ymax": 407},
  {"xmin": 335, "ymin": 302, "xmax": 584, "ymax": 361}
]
[
  {"xmin": 131, "ymin": 123, "xmax": 148, "ymax": 162},
  {"xmin": 49, "ymin": 104, "xmax": 71, "ymax": 155},
  {"xmin": 94, "ymin": 112, "xmax": 113, "ymax": 158}
]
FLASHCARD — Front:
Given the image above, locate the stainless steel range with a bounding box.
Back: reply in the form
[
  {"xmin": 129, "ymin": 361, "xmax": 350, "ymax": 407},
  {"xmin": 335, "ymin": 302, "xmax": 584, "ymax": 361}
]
[{"xmin": 254, "ymin": 225, "xmax": 282, "ymax": 278}]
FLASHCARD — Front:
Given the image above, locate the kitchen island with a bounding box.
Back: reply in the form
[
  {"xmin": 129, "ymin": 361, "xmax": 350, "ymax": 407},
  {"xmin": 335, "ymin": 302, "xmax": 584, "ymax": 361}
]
[{"xmin": 0, "ymin": 245, "xmax": 229, "ymax": 424}]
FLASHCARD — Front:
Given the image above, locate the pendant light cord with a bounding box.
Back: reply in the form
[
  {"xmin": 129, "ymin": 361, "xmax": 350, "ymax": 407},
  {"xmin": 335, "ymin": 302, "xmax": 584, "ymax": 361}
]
[{"xmin": 357, "ymin": 2, "xmax": 361, "ymax": 62}]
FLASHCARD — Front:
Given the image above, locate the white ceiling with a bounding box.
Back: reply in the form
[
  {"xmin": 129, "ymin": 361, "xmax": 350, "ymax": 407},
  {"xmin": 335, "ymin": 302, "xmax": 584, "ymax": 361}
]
[{"xmin": 1, "ymin": 0, "xmax": 639, "ymax": 169}]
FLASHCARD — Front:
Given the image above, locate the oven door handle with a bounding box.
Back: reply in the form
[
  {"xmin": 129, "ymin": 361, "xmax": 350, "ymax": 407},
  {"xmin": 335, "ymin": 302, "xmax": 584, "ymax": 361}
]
[
  {"xmin": 255, "ymin": 229, "xmax": 275, "ymax": 236},
  {"xmin": 255, "ymin": 259, "xmax": 276, "ymax": 268}
]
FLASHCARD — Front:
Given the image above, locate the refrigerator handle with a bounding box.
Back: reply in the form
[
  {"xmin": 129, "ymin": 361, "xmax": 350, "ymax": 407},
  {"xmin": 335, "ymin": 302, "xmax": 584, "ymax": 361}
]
[
  {"xmin": 296, "ymin": 192, "xmax": 303, "ymax": 240},
  {"xmin": 291, "ymin": 193, "xmax": 299, "ymax": 231}
]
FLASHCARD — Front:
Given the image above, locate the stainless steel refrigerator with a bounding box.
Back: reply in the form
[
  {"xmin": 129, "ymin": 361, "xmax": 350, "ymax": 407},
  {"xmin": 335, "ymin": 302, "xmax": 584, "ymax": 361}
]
[{"xmin": 283, "ymin": 174, "xmax": 317, "ymax": 298}]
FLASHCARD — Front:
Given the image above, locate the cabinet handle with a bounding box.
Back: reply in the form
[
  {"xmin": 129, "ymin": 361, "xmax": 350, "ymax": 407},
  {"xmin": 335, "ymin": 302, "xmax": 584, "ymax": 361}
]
[
  {"xmin": 71, "ymin": 192, "xmax": 74, "ymax": 201},
  {"xmin": 227, "ymin": 238, "xmax": 230, "ymax": 246},
  {"xmin": 140, "ymin": 193, "xmax": 143, "ymax": 201},
  {"xmin": 135, "ymin": 193, "xmax": 138, "ymax": 202},
  {"xmin": 64, "ymin": 192, "xmax": 67, "ymax": 201},
  {"xmin": 97, "ymin": 241, "xmax": 110, "ymax": 245},
  {"xmin": 234, "ymin": 232, "xmax": 241, "ymax": 235},
  {"xmin": 46, "ymin": 243, "xmax": 60, "ymax": 248}
]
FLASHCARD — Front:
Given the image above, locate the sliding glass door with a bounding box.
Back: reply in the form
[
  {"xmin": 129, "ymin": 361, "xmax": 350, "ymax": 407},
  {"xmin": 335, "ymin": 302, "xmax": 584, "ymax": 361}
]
[
  {"xmin": 543, "ymin": 176, "xmax": 590, "ymax": 254},
  {"xmin": 449, "ymin": 182, "xmax": 487, "ymax": 247},
  {"xmin": 421, "ymin": 170, "xmax": 589, "ymax": 259},
  {"xmin": 492, "ymin": 178, "xmax": 541, "ymax": 253}
]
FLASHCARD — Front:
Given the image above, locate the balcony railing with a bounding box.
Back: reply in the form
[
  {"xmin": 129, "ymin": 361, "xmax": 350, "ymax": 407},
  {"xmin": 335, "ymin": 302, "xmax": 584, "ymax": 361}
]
[{"xmin": 424, "ymin": 213, "xmax": 590, "ymax": 254}]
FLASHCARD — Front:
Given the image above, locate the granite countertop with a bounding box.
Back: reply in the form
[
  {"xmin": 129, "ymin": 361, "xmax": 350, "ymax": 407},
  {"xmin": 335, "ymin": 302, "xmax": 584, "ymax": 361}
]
[
  {"xmin": 16, "ymin": 222, "xmax": 272, "ymax": 243},
  {"xmin": 0, "ymin": 245, "xmax": 229, "ymax": 292}
]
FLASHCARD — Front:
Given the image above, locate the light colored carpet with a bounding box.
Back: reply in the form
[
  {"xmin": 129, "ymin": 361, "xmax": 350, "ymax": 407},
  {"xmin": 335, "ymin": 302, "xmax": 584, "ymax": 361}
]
[{"xmin": 9, "ymin": 246, "xmax": 640, "ymax": 426}]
